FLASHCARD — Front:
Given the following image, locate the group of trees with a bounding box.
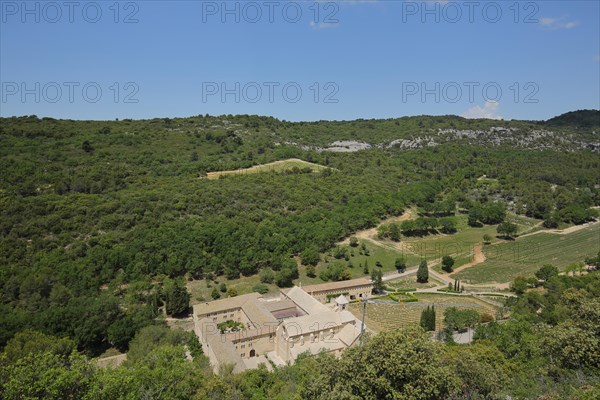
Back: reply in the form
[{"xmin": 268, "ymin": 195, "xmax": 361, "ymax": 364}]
[
  {"xmin": 544, "ymin": 204, "xmax": 599, "ymax": 228},
  {"xmin": 378, "ymin": 216, "xmax": 457, "ymax": 240},
  {"xmin": 319, "ymin": 262, "xmax": 351, "ymax": 282},
  {"xmin": 467, "ymin": 202, "xmax": 507, "ymax": 227},
  {"xmin": 448, "ymin": 279, "xmax": 463, "ymax": 293}
]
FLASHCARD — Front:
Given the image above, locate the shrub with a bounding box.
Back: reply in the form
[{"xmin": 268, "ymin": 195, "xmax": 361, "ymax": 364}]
[
  {"xmin": 252, "ymin": 284, "xmax": 269, "ymax": 294},
  {"xmin": 260, "ymin": 268, "xmax": 275, "ymax": 284}
]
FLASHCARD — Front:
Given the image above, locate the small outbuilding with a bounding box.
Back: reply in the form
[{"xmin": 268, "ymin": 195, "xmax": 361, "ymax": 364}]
[{"xmin": 334, "ymin": 294, "xmax": 349, "ymax": 311}]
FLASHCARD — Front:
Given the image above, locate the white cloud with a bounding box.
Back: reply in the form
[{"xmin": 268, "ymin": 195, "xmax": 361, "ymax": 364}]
[
  {"xmin": 539, "ymin": 17, "xmax": 579, "ymax": 30},
  {"xmin": 462, "ymin": 101, "xmax": 503, "ymax": 120}
]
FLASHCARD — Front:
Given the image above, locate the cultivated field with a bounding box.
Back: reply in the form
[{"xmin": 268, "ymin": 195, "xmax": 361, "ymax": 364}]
[
  {"xmin": 452, "ymin": 222, "xmax": 600, "ymax": 284},
  {"xmin": 206, "ymin": 158, "xmax": 328, "ymax": 179},
  {"xmin": 348, "ymin": 293, "xmax": 497, "ymax": 333},
  {"xmin": 400, "ymin": 213, "xmax": 541, "ymax": 263}
]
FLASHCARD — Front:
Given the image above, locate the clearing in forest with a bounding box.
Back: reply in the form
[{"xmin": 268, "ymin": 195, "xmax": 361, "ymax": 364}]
[{"xmin": 206, "ymin": 158, "xmax": 329, "ymax": 179}]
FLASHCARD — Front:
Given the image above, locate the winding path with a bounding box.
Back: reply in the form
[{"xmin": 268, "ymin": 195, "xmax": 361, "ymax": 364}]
[{"xmin": 518, "ymin": 219, "xmax": 600, "ymax": 238}]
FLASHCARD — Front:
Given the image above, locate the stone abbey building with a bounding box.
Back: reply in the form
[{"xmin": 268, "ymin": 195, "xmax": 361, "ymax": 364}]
[{"xmin": 193, "ymin": 284, "xmax": 369, "ymax": 373}]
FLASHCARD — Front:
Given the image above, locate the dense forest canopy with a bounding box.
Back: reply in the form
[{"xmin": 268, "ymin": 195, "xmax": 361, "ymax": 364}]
[{"xmin": 0, "ymin": 111, "xmax": 599, "ymax": 355}]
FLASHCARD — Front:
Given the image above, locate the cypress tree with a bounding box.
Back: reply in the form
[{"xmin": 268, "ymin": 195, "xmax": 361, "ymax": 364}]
[
  {"xmin": 420, "ymin": 306, "xmax": 437, "ymax": 332},
  {"xmin": 420, "ymin": 306, "xmax": 429, "ymax": 330},
  {"xmin": 417, "ymin": 260, "xmax": 429, "ymax": 283}
]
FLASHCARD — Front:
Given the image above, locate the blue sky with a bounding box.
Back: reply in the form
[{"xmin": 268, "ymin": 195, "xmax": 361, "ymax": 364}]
[{"xmin": 1, "ymin": 0, "xmax": 599, "ymax": 121}]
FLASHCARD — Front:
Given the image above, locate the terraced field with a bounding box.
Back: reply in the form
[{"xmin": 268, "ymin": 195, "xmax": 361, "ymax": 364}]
[
  {"xmin": 206, "ymin": 158, "xmax": 328, "ymax": 179},
  {"xmin": 452, "ymin": 222, "xmax": 600, "ymax": 284},
  {"xmin": 349, "ymin": 293, "xmax": 497, "ymax": 333}
]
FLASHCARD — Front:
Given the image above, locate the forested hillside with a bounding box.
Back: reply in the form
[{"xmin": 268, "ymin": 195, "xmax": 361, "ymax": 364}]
[
  {"xmin": 0, "ymin": 111, "xmax": 599, "ymax": 355},
  {"xmin": 2, "ymin": 268, "xmax": 599, "ymax": 399}
]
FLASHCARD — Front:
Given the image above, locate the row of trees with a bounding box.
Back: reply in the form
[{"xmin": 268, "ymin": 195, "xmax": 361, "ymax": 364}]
[{"xmin": 378, "ymin": 216, "xmax": 457, "ymax": 240}]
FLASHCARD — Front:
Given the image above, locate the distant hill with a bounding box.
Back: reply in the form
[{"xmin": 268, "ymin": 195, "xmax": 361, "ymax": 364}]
[
  {"xmin": 545, "ymin": 110, "xmax": 600, "ymax": 128},
  {"xmin": 1, "ymin": 111, "xmax": 598, "ymax": 154}
]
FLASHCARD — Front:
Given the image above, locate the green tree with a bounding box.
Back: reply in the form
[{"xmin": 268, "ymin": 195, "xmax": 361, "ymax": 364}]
[
  {"xmin": 91, "ymin": 345, "xmax": 203, "ymax": 399},
  {"xmin": 445, "ymin": 343, "xmax": 510, "ymax": 400},
  {"xmin": 441, "ymin": 255, "xmax": 455, "ymax": 273},
  {"xmin": 389, "ymin": 223, "xmax": 401, "ymax": 242},
  {"xmin": 420, "ymin": 306, "xmax": 436, "ymax": 331},
  {"xmin": 497, "ymin": 222, "xmax": 517, "ymax": 238},
  {"xmin": 349, "ymin": 237, "xmax": 359, "ymax": 247},
  {"xmin": 302, "ymin": 327, "xmax": 460, "ymax": 399},
  {"xmin": 430, "ymin": 306, "xmax": 437, "ymax": 331},
  {"xmin": 535, "ymin": 264, "xmax": 559, "ymax": 281},
  {"xmin": 306, "ymin": 264, "xmax": 316, "ymax": 278},
  {"xmin": 259, "ymin": 268, "xmax": 275, "ymax": 284},
  {"xmin": 211, "ymin": 287, "xmax": 221, "ymax": 300},
  {"xmin": 439, "ymin": 217, "xmax": 457, "ymax": 234},
  {"xmin": 125, "ymin": 325, "xmax": 201, "ymax": 364},
  {"xmin": 0, "ymin": 351, "xmax": 94, "ymax": 400},
  {"xmin": 420, "ymin": 306, "xmax": 430, "ymax": 330},
  {"xmin": 394, "ymin": 257, "xmax": 406, "ymax": 273},
  {"xmin": 275, "ymin": 266, "xmax": 298, "ymax": 287},
  {"xmin": 1, "ymin": 330, "xmax": 76, "ymax": 364},
  {"xmin": 511, "ymin": 276, "xmax": 529, "ymax": 295},
  {"xmin": 164, "ymin": 279, "xmax": 190, "ymax": 316},
  {"xmin": 300, "ymin": 247, "xmax": 320, "ymax": 266},
  {"xmin": 444, "ymin": 307, "xmax": 480, "ymax": 332},
  {"xmin": 320, "ymin": 262, "xmax": 351, "ymax": 282},
  {"xmin": 417, "ymin": 260, "xmax": 429, "ymax": 283},
  {"xmin": 371, "ymin": 267, "xmax": 384, "ymax": 294},
  {"xmin": 543, "ymin": 213, "xmax": 560, "ymax": 228}
]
